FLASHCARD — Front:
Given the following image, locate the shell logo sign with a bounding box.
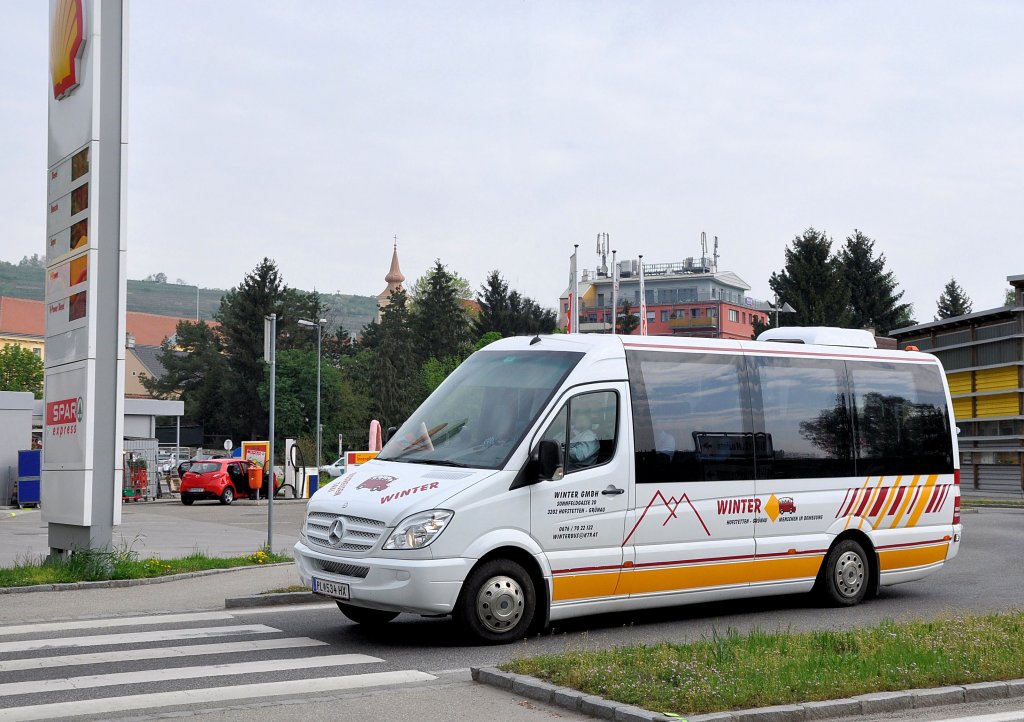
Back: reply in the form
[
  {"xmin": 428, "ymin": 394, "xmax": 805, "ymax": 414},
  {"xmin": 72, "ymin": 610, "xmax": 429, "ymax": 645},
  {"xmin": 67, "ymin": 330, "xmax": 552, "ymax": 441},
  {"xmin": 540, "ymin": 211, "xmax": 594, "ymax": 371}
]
[{"xmin": 50, "ymin": 0, "xmax": 86, "ymax": 100}]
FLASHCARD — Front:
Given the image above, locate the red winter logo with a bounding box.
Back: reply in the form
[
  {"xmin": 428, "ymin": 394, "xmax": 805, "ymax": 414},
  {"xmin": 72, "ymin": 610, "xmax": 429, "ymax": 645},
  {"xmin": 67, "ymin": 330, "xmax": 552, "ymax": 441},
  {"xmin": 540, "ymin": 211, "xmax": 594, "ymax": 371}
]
[{"xmin": 358, "ymin": 475, "xmax": 397, "ymax": 492}]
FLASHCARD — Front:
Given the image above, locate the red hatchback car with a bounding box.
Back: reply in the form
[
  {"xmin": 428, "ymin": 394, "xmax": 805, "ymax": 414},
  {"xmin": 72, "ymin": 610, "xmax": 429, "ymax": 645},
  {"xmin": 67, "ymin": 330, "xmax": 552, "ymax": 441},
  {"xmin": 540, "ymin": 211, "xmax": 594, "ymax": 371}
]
[{"xmin": 179, "ymin": 458, "xmax": 254, "ymax": 505}]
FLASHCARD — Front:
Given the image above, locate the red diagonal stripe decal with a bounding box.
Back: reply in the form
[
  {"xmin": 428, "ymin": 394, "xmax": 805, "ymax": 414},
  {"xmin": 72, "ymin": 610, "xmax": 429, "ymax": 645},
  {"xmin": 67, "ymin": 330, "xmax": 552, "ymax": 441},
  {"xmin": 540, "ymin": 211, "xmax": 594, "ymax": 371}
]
[
  {"xmin": 869, "ymin": 487, "xmax": 890, "ymax": 517},
  {"xmin": 887, "ymin": 486, "xmax": 906, "ymax": 516}
]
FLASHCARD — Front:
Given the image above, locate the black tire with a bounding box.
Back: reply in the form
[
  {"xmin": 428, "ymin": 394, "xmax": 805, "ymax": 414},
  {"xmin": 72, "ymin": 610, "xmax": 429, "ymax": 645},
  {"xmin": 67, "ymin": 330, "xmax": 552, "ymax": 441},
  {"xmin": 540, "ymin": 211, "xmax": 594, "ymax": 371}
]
[
  {"xmin": 180, "ymin": 496, "xmax": 194, "ymax": 506},
  {"xmin": 220, "ymin": 486, "xmax": 235, "ymax": 505},
  {"xmin": 336, "ymin": 602, "xmax": 399, "ymax": 626},
  {"xmin": 454, "ymin": 559, "xmax": 536, "ymax": 644},
  {"xmin": 820, "ymin": 539, "xmax": 870, "ymax": 606}
]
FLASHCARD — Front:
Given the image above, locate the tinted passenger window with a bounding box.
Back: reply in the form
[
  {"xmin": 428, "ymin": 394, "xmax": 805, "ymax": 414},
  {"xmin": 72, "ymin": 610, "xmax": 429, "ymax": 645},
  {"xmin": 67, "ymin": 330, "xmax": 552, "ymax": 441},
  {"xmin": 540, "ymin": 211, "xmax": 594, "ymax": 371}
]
[
  {"xmin": 540, "ymin": 391, "xmax": 619, "ymax": 475},
  {"xmin": 848, "ymin": 362, "xmax": 954, "ymax": 475},
  {"xmin": 753, "ymin": 356, "xmax": 854, "ymax": 479},
  {"xmin": 627, "ymin": 351, "xmax": 754, "ymax": 483}
]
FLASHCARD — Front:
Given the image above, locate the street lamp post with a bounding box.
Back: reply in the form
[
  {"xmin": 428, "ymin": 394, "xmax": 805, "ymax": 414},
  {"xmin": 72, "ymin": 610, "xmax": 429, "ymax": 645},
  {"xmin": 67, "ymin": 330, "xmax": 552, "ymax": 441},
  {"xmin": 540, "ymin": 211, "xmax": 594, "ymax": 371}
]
[{"xmin": 298, "ymin": 318, "xmax": 327, "ymax": 495}]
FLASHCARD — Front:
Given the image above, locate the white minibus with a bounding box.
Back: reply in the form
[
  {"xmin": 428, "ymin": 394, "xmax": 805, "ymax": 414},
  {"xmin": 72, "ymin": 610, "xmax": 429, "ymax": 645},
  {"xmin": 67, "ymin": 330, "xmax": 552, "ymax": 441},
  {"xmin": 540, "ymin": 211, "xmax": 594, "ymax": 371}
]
[{"xmin": 294, "ymin": 329, "xmax": 961, "ymax": 643}]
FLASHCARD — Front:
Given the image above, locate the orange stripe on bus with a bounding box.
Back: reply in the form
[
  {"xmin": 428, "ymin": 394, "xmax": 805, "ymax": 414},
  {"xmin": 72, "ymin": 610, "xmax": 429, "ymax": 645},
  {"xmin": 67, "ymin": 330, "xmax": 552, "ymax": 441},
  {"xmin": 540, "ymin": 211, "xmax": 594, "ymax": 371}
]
[
  {"xmin": 878, "ymin": 543, "xmax": 948, "ymax": 572},
  {"xmin": 890, "ymin": 475, "xmax": 921, "ymax": 529},
  {"xmin": 906, "ymin": 475, "xmax": 939, "ymax": 529},
  {"xmin": 554, "ymin": 556, "xmax": 824, "ymax": 602}
]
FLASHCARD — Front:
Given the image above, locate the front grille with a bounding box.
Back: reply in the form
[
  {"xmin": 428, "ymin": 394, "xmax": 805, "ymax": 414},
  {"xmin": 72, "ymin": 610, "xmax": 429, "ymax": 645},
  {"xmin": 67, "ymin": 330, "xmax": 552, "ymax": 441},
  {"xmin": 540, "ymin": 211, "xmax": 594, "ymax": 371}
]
[
  {"xmin": 305, "ymin": 512, "xmax": 385, "ymax": 555},
  {"xmin": 314, "ymin": 559, "xmax": 370, "ymax": 579}
]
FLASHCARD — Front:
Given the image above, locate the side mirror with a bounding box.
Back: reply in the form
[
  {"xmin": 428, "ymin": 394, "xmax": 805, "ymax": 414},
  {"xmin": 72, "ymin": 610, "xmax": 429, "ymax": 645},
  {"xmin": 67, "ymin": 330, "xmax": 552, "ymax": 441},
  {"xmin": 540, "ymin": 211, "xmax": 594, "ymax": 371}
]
[
  {"xmin": 537, "ymin": 439, "xmax": 562, "ymax": 481},
  {"xmin": 386, "ymin": 426, "xmax": 398, "ymax": 443}
]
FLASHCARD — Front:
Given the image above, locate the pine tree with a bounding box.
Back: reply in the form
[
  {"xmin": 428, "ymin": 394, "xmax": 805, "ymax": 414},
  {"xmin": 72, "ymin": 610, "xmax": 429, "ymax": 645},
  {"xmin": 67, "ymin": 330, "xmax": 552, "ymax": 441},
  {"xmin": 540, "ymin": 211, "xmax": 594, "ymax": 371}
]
[
  {"xmin": 474, "ymin": 270, "xmax": 557, "ymax": 337},
  {"xmin": 935, "ymin": 278, "xmax": 973, "ymax": 319},
  {"xmin": 474, "ymin": 270, "xmax": 512, "ymax": 337},
  {"xmin": 409, "ymin": 260, "xmax": 473, "ymax": 364},
  {"xmin": 768, "ymin": 228, "xmax": 851, "ymax": 327},
  {"xmin": 214, "ymin": 258, "xmax": 325, "ymax": 439},
  {"xmin": 839, "ymin": 230, "xmax": 914, "ymax": 334},
  {"xmin": 369, "ymin": 287, "xmax": 423, "ymax": 430},
  {"xmin": 142, "ymin": 321, "xmax": 230, "ymax": 433},
  {"xmin": 617, "ymin": 300, "xmax": 640, "ymax": 335}
]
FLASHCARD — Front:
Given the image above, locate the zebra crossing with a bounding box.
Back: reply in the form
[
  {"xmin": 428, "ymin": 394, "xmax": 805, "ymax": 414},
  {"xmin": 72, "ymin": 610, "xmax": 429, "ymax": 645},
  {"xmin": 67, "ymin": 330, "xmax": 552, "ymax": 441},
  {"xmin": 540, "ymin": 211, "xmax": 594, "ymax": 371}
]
[{"xmin": 0, "ymin": 607, "xmax": 435, "ymax": 721}]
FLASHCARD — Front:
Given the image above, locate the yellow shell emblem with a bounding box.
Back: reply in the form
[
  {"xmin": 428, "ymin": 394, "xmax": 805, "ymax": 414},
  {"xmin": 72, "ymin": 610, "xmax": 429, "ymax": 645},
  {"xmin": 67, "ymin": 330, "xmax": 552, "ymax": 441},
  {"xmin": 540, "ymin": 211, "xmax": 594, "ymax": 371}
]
[{"xmin": 50, "ymin": 0, "xmax": 86, "ymax": 100}]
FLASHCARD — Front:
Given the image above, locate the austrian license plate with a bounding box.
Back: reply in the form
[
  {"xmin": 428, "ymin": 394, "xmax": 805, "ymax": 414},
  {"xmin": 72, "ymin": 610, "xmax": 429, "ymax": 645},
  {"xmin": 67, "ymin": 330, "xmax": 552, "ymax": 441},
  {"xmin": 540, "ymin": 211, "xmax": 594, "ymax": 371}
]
[{"xmin": 313, "ymin": 577, "xmax": 350, "ymax": 600}]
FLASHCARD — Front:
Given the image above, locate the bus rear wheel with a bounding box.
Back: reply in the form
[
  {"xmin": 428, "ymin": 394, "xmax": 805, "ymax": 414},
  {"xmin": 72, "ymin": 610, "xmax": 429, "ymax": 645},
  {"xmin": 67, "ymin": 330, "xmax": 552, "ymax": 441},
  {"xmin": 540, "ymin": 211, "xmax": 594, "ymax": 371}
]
[
  {"xmin": 821, "ymin": 539, "xmax": 869, "ymax": 606},
  {"xmin": 455, "ymin": 559, "xmax": 536, "ymax": 644}
]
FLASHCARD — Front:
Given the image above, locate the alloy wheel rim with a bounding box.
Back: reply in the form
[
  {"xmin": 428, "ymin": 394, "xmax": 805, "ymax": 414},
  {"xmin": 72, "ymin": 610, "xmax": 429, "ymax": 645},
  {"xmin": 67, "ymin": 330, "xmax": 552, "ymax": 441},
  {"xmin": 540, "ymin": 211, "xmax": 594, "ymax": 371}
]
[
  {"xmin": 834, "ymin": 550, "xmax": 864, "ymax": 597},
  {"xmin": 475, "ymin": 575, "xmax": 524, "ymax": 634}
]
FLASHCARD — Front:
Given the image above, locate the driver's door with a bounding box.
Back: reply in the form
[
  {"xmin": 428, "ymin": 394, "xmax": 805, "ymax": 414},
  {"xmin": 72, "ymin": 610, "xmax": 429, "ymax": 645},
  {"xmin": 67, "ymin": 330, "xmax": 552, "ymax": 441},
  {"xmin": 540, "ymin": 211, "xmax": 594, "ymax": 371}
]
[{"xmin": 531, "ymin": 385, "xmax": 630, "ymax": 609}]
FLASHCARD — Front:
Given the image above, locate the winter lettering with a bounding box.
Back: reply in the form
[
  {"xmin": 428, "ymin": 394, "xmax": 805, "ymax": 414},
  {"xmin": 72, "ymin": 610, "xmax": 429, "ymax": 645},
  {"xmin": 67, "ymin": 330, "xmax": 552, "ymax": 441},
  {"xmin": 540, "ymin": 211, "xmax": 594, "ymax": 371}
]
[{"xmin": 380, "ymin": 482, "xmax": 440, "ymax": 504}]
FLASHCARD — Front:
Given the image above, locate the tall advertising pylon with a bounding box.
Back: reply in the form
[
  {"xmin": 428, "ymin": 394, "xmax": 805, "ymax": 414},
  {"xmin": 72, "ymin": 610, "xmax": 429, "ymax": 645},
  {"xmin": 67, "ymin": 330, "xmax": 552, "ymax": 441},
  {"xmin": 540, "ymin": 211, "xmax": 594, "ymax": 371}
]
[{"xmin": 44, "ymin": 0, "xmax": 127, "ymax": 554}]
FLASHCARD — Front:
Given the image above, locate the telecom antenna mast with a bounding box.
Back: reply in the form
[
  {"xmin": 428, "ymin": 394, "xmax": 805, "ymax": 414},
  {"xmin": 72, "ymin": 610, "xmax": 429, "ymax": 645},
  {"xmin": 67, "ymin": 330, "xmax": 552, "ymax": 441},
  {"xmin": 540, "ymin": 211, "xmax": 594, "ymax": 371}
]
[{"xmin": 596, "ymin": 232, "xmax": 610, "ymax": 276}]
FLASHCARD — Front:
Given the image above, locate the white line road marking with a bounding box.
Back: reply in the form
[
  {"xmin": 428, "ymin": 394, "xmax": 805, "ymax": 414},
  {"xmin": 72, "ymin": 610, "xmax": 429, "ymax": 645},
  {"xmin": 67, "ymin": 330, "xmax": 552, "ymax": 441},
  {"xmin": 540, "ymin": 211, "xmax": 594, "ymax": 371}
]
[
  {"xmin": 0, "ymin": 670, "xmax": 436, "ymax": 721},
  {"xmin": 922, "ymin": 712, "xmax": 1024, "ymax": 722},
  {"xmin": 0, "ymin": 611, "xmax": 233, "ymax": 636},
  {"xmin": 0, "ymin": 624, "xmax": 278, "ymax": 653},
  {"xmin": 228, "ymin": 602, "xmax": 335, "ymax": 616},
  {"xmin": 0, "ymin": 653, "xmax": 384, "ymax": 697},
  {"xmin": 0, "ymin": 636, "xmax": 329, "ymax": 672}
]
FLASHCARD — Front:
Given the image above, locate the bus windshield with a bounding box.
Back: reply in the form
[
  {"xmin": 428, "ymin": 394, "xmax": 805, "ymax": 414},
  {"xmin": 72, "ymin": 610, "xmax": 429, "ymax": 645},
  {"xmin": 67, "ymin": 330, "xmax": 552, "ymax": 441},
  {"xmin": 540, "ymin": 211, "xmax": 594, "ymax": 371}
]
[{"xmin": 376, "ymin": 349, "xmax": 583, "ymax": 470}]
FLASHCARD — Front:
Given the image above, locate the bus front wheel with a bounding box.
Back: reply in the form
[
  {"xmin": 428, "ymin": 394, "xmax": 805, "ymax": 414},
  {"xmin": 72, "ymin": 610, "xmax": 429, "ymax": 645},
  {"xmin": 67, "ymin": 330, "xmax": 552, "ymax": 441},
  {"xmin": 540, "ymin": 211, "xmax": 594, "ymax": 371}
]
[
  {"xmin": 455, "ymin": 559, "xmax": 536, "ymax": 644},
  {"xmin": 821, "ymin": 539, "xmax": 869, "ymax": 606}
]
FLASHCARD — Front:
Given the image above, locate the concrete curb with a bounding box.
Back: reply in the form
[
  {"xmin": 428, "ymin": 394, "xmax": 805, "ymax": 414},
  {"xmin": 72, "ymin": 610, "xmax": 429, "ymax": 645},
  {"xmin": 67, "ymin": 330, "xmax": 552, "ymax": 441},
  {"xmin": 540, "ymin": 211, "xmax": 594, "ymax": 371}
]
[
  {"xmin": 224, "ymin": 590, "xmax": 320, "ymax": 609},
  {"xmin": 0, "ymin": 562, "xmax": 293, "ymax": 595},
  {"xmin": 470, "ymin": 667, "xmax": 1024, "ymax": 721}
]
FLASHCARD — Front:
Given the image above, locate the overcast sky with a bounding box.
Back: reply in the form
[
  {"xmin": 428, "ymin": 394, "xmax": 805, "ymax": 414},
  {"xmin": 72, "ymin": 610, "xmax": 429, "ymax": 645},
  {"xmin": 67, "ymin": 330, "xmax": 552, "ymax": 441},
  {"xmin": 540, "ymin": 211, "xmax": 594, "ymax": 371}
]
[{"xmin": 2, "ymin": 1, "xmax": 1021, "ymax": 322}]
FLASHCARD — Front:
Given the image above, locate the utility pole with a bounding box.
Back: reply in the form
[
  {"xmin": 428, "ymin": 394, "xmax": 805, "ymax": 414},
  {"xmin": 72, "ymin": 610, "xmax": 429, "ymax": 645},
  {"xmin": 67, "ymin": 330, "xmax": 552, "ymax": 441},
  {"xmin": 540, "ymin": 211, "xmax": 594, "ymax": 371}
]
[{"xmin": 264, "ymin": 314, "xmax": 277, "ymax": 551}]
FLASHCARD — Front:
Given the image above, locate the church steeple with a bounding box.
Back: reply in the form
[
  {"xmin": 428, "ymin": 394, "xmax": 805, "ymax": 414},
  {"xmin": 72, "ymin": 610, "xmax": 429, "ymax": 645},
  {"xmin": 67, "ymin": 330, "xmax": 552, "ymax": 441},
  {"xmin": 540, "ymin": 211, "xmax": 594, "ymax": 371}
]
[
  {"xmin": 376, "ymin": 237, "xmax": 406, "ymax": 322},
  {"xmin": 384, "ymin": 240, "xmax": 405, "ymax": 288}
]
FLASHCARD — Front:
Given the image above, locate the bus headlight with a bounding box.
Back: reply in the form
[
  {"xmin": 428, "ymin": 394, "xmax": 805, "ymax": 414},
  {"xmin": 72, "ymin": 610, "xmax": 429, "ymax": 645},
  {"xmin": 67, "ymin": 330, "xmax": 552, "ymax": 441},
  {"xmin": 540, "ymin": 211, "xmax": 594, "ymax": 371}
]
[{"xmin": 383, "ymin": 510, "xmax": 454, "ymax": 550}]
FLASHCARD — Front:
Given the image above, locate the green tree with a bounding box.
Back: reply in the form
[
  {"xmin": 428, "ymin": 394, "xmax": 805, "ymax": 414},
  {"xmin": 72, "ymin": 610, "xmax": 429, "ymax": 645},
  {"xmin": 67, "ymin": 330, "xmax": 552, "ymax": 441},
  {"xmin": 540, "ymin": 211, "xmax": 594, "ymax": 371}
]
[
  {"xmin": 475, "ymin": 331, "xmax": 502, "ymax": 351},
  {"xmin": 141, "ymin": 321, "xmax": 230, "ymax": 432},
  {"xmin": 617, "ymin": 300, "xmax": 640, "ymax": 335},
  {"xmin": 474, "ymin": 270, "xmax": 512, "ymax": 336},
  {"xmin": 409, "ymin": 260, "xmax": 473, "ymax": 364},
  {"xmin": 261, "ymin": 348, "xmax": 371, "ymax": 463},
  {"xmin": 0, "ymin": 345, "xmax": 43, "ymax": 398},
  {"xmin": 474, "ymin": 270, "xmax": 557, "ymax": 337},
  {"xmin": 214, "ymin": 258, "xmax": 324, "ymax": 439},
  {"xmin": 367, "ymin": 287, "xmax": 422, "ymax": 430},
  {"xmin": 768, "ymin": 228, "xmax": 851, "ymax": 327},
  {"xmin": 1005, "ymin": 288, "xmax": 1017, "ymax": 306},
  {"xmin": 750, "ymin": 314, "xmax": 773, "ymax": 340},
  {"xmin": 936, "ymin": 278, "xmax": 973, "ymax": 319},
  {"xmin": 839, "ymin": 230, "xmax": 914, "ymax": 334}
]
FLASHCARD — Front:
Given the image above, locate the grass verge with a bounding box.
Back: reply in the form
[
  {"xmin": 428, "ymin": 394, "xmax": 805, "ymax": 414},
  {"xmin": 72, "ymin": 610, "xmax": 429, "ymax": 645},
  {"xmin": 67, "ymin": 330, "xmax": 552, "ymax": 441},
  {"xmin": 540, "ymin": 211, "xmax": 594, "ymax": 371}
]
[
  {"xmin": 961, "ymin": 498, "xmax": 1024, "ymax": 509},
  {"xmin": 501, "ymin": 611, "xmax": 1024, "ymax": 716},
  {"xmin": 0, "ymin": 546, "xmax": 291, "ymax": 588}
]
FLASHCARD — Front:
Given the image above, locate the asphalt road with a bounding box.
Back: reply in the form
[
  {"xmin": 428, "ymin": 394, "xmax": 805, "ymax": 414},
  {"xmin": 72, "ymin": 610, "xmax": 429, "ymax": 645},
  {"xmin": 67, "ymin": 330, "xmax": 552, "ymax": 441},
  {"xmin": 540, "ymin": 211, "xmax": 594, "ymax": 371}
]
[
  {"xmin": 0, "ymin": 507, "xmax": 1020, "ymax": 720},
  {"xmin": 238, "ymin": 507, "xmax": 1022, "ymax": 674}
]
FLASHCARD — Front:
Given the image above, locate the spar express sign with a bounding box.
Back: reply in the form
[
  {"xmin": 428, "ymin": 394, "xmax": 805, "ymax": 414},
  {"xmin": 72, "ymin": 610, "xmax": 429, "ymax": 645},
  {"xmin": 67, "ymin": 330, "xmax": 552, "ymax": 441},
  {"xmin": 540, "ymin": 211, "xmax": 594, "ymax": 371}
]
[{"xmin": 47, "ymin": 396, "xmax": 84, "ymax": 437}]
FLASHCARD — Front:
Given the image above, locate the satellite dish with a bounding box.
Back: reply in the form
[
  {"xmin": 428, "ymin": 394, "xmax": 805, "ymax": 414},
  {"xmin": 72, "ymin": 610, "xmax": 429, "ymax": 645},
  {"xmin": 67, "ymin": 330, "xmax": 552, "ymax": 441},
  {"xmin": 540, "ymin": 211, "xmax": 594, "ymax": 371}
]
[{"xmin": 223, "ymin": 439, "xmax": 234, "ymax": 451}]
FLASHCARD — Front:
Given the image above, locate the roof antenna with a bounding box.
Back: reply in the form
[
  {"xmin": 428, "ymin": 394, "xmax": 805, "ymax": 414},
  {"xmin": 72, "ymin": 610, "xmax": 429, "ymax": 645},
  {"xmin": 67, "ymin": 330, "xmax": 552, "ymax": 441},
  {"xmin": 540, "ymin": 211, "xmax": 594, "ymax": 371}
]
[{"xmin": 530, "ymin": 335, "xmax": 541, "ymax": 345}]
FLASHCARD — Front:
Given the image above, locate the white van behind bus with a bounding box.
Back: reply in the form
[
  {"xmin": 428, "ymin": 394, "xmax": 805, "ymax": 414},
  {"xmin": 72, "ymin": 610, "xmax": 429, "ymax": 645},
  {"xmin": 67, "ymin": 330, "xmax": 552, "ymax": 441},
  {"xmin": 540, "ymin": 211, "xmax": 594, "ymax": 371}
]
[{"xmin": 294, "ymin": 329, "xmax": 961, "ymax": 643}]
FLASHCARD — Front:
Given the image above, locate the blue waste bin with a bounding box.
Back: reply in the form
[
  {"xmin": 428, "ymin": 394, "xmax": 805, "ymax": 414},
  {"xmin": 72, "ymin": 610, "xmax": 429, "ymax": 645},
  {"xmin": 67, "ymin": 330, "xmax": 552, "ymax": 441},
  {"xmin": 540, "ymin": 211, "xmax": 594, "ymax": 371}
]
[
  {"xmin": 17, "ymin": 449, "xmax": 41, "ymax": 507},
  {"xmin": 308, "ymin": 473, "xmax": 319, "ymax": 496}
]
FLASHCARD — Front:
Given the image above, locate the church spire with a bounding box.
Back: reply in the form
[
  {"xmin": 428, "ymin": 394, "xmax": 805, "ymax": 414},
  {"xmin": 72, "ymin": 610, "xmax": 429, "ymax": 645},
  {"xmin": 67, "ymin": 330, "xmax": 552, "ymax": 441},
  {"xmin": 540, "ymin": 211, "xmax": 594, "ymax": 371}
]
[
  {"xmin": 384, "ymin": 238, "xmax": 405, "ymax": 286},
  {"xmin": 376, "ymin": 236, "xmax": 406, "ymax": 322}
]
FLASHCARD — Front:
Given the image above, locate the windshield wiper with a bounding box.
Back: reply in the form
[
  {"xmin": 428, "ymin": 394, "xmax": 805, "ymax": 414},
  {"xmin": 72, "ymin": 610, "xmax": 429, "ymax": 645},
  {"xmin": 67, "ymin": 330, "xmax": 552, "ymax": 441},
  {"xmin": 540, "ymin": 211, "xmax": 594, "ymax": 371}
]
[{"xmin": 400, "ymin": 458, "xmax": 471, "ymax": 468}]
